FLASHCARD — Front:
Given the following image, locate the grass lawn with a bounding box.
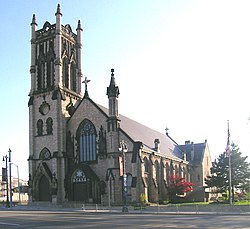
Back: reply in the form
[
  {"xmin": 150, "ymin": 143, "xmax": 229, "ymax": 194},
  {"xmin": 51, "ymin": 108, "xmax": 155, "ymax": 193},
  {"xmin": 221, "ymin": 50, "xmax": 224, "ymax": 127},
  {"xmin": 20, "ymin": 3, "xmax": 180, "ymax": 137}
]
[{"xmin": 166, "ymin": 200, "xmax": 250, "ymax": 206}]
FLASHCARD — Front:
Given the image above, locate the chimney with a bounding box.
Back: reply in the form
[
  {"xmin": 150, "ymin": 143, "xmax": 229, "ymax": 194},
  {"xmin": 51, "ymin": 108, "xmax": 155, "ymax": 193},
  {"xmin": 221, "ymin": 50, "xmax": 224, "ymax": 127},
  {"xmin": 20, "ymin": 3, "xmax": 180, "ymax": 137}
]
[
  {"xmin": 191, "ymin": 142, "xmax": 194, "ymax": 161},
  {"xmin": 154, "ymin": 139, "xmax": 160, "ymax": 152}
]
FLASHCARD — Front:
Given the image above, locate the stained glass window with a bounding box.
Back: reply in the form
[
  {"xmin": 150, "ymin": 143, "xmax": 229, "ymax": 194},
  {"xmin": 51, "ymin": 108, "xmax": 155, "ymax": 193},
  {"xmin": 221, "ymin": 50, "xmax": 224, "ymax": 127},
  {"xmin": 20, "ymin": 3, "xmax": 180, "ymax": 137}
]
[{"xmin": 79, "ymin": 120, "xmax": 97, "ymax": 162}]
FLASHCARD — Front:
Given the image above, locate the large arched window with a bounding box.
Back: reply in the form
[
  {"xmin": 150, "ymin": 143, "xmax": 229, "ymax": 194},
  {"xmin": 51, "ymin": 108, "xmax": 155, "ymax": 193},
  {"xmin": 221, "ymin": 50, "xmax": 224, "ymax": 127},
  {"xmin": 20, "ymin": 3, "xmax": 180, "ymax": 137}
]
[
  {"xmin": 47, "ymin": 58, "xmax": 54, "ymax": 88},
  {"xmin": 63, "ymin": 57, "xmax": 69, "ymax": 88},
  {"xmin": 37, "ymin": 61, "xmax": 45, "ymax": 90},
  {"xmin": 46, "ymin": 41, "xmax": 55, "ymax": 89},
  {"xmin": 70, "ymin": 62, "xmax": 77, "ymax": 92},
  {"xmin": 78, "ymin": 120, "xmax": 97, "ymax": 162},
  {"xmin": 37, "ymin": 44, "xmax": 45, "ymax": 90}
]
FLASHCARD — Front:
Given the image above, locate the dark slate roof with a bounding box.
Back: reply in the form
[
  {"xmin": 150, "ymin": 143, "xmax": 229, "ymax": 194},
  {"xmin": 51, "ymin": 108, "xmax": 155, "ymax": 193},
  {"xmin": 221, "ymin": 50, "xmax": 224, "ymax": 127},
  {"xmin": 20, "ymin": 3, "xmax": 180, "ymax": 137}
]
[
  {"xmin": 98, "ymin": 104, "xmax": 182, "ymax": 160},
  {"xmin": 178, "ymin": 142, "xmax": 206, "ymax": 164}
]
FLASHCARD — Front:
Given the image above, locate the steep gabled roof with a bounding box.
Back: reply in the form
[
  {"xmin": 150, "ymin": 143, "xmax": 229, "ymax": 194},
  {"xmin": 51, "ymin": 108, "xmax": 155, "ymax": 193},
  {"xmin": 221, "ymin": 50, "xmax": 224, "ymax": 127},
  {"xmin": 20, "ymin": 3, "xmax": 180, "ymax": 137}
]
[
  {"xmin": 97, "ymin": 104, "xmax": 182, "ymax": 160},
  {"xmin": 119, "ymin": 114, "xmax": 182, "ymax": 159}
]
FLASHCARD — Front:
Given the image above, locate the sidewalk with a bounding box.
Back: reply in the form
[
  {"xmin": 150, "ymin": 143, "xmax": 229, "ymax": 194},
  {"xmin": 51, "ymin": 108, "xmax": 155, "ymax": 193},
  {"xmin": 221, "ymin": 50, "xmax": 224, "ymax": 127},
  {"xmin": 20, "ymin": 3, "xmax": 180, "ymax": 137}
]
[{"xmin": 3, "ymin": 204, "xmax": 250, "ymax": 215}]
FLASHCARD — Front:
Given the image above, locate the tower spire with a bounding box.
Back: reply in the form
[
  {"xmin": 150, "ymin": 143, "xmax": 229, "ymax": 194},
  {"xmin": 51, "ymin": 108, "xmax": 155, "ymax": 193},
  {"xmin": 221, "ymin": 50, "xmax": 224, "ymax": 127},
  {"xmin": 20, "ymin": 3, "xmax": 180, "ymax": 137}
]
[
  {"xmin": 29, "ymin": 14, "xmax": 37, "ymax": 95},
  {"xmin": 54, "ymin": 3, "xmax": 62, "ymax": 88},
  {"xmin": 76, "ymin": 20, "xmax": 83, "ymax": 94}
]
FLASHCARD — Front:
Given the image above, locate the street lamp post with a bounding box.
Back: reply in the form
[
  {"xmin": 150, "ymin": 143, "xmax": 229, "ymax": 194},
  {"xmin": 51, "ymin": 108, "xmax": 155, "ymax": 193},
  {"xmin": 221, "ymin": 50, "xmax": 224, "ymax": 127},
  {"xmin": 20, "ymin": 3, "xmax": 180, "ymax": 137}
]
[
  {"xmin": 2, "ymin": 154, "xmax": 10, "ymax": 208},
  {"xmin": 119, "ymin": 140, "xmax": 128, "ymax": 212}
]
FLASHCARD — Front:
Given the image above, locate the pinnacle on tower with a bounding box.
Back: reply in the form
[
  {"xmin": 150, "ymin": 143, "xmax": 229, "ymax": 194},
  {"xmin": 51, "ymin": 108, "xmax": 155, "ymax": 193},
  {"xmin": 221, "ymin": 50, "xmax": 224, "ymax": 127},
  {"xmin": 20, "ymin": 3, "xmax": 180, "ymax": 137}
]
[
  {"xmin": 107, "ymin": 69, "xmax": 120, "ymax": 98},
  {"xmin": 31, "ymin": 14, "xmax": 37, "ymax": 26},
  {"xmin": 55, "ymin": 4, "xmax": 62, "ymax": 16},
  {"xmin": 77, "ymin": 20, "xmax": 83, "ymax": 31}
]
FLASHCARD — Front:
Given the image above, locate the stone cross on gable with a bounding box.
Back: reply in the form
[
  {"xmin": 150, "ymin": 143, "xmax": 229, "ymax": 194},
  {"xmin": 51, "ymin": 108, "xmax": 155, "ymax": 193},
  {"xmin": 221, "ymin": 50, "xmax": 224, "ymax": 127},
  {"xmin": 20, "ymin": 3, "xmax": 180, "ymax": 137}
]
[{"xmin": 82, "ymin": 77, "xmax": 91, "ymax": 96}]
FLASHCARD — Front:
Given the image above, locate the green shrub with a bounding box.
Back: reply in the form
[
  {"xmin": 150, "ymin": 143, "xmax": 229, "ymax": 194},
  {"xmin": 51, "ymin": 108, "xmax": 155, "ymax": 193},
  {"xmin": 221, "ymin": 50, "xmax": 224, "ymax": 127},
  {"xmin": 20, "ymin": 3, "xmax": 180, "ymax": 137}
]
[{"xmin": 140, "ymin": 193, "xmax": 147, "ymax": 205}]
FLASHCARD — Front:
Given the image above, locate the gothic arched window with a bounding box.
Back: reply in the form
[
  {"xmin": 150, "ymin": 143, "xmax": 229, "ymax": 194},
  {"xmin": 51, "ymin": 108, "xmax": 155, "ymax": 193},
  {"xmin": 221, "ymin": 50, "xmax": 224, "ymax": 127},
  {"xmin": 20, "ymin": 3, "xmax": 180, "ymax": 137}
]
[
  {"xmin": 155, "ymin": 160, "xmax": 160, "ymax": 190},
  {"xmin": 37, "ymin": 44, "xmax": 45, "ymax": 90},
  {"xmin": 46, "ymin": 117, "xmax": 53, "ymax": 135},
  {"xmin": 70, "ymin": 62, "xmax": 77, "ymax": 92},
  {"xmin": 38, "ymin": 61, "xmax": 45, "ymax": 90},
  {"xmin": 63, "ymin": 57, "xmax": 69, "ymax": 88},
  {"xmin": 37, "ymin": 119, "xmax": 43, "ymax": 136},
  {"xmin": 39, "ymin": 148, "xmax": 51, "ymax": 160},
  {"xmin": 47, "ymin": 58, "xmax": 54, "ymax": 88},
  {"xmin": 166, "ymin": 163, "xmax": 170, "ymax": 184},
  {"xmin": 78, "ymin": 120, "xmax": 97, "ymax": 162}
]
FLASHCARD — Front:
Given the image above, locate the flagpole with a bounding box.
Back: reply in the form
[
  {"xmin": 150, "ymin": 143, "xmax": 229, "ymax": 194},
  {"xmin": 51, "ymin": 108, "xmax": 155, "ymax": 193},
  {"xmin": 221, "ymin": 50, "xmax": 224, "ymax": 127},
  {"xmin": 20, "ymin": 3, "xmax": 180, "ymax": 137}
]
[
  {"xmin": 229, "ymin": 148, "xmax": 232, "ymax": 205},
  {"xmin": 227, "ymin": 120, "xmax": 232, "ymax": 205}
]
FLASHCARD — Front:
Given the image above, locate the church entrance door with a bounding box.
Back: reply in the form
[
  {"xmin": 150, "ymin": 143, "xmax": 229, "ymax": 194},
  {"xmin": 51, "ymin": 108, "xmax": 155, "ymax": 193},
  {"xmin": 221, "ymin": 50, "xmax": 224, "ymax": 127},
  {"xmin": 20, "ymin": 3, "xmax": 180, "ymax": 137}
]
[
  {"xmin": 72, "ymin": 182, "xmax": 88, "ymax": 201},
  {"xmin": 71, "ymin": 168, "xmax": 100, "ymax": 203},
  {"xmin": 39, "ymin": 175, "xmax": 52, "ymax": 201}
]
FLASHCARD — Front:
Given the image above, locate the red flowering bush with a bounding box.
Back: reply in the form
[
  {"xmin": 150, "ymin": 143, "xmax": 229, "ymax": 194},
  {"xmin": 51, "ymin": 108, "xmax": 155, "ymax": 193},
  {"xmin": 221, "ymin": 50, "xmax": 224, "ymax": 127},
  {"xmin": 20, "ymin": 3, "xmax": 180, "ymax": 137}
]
[{"xmin": 168, "ymin": 174, "xmax": 195, "ymax": 203}]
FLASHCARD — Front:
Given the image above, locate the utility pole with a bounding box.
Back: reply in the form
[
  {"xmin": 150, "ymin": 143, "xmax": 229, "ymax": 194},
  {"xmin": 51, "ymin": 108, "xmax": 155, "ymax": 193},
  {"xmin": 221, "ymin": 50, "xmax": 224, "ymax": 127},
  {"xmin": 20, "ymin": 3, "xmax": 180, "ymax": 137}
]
[{"xmin": 8, "ymin": 149, "xmax": 12, "ymax": 207}]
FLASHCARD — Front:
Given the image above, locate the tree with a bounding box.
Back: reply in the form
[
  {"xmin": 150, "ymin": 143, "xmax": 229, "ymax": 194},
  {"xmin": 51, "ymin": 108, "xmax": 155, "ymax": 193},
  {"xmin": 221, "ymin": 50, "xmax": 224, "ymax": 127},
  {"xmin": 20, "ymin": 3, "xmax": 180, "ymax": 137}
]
[
  {"xmin": 168, "ymin": 174, "xmax": 194, "ymax": 203},
  {"xmin": 206, "ymin": 143, "xmax": 250, "ymax": 202}
]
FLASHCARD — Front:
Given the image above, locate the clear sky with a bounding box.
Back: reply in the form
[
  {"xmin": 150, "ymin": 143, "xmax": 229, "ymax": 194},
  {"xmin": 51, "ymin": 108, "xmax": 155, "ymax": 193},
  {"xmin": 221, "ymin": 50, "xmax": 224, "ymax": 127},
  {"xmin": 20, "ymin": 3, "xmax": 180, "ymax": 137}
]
[{"xmin": 1, "ymin": 0, "xmax": 250, "ymax": 180}]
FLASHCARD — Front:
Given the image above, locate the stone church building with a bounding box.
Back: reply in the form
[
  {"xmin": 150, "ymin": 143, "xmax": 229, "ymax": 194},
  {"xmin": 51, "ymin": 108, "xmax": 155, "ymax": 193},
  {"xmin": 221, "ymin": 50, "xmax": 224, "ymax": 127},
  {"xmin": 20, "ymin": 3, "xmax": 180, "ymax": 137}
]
[{"xmin": 28, "ymin": 5, "xmax": 212, "ymax": 205}]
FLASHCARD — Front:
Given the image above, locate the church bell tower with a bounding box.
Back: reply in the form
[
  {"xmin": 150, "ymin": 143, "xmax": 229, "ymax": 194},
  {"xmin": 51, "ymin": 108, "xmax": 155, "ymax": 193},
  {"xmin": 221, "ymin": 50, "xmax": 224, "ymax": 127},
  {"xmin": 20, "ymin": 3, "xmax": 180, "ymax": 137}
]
[{"xmin": 28, "ymin": 4, "xmax": 83, "ymax": 204}]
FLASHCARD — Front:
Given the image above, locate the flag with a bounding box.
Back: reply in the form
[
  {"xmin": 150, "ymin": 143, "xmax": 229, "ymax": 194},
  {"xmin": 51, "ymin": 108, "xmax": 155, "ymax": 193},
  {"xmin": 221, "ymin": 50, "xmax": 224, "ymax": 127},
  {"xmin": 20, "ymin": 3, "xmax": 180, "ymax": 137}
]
[
  {"xmin": 225, "ymin": 120, "xmax": 230, "ymax": 157},
  {"xmin": 2, "ymin": 167, "xmax": 6, "ymax": 181},
  {"xmin": 118, "ymin": 156, "xmax": 124, "ymax": 177}
]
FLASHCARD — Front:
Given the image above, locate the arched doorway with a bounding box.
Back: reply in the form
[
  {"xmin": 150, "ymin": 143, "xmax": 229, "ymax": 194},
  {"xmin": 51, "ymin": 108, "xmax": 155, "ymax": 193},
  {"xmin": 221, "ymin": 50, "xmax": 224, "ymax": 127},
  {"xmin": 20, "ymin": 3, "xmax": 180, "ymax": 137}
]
[
  {"xmin": 71, "ymin": 167, "xmax": 100, "ymax": 203},
  {"xmin": 72, "ymin": 169, "xmax": 88, "ymax": 201},
  {"xmin": 39, "ymin": 175, "xmax": 51, "ymax": 201}
]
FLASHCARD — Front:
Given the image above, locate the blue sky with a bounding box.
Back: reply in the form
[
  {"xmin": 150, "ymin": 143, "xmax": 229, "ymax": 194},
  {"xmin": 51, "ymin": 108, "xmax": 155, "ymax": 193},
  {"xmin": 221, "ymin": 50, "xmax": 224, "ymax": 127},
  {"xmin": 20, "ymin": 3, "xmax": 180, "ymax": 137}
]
[{"xmin": 1, "ymin": 0, "xmax": 250, "ymax": 180}]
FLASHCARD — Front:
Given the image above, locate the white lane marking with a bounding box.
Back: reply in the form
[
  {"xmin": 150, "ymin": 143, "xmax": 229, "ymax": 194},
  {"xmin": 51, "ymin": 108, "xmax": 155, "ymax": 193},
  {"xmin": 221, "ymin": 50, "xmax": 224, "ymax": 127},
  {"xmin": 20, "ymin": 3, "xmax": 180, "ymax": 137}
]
[{"xmin": 0, "ymin": 222, "xmax": 20, "ymax": 226}]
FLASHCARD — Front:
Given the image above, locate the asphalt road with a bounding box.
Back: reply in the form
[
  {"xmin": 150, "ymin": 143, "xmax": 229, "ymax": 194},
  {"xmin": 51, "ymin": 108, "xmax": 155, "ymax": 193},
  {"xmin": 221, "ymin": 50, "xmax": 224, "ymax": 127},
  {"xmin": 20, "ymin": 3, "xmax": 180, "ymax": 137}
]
[{"xmin": 0, "ymin": 210, "xmax": 249, "ymax": 229}]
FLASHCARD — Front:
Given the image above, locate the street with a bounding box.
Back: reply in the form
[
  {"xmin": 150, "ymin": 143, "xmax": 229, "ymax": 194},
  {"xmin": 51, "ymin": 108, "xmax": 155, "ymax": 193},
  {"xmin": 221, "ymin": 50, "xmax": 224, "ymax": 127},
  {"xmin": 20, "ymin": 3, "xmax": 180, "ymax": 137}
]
[{"xmin": 0, "ymin": 210, "xmax": 249, "ymax": 228}]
